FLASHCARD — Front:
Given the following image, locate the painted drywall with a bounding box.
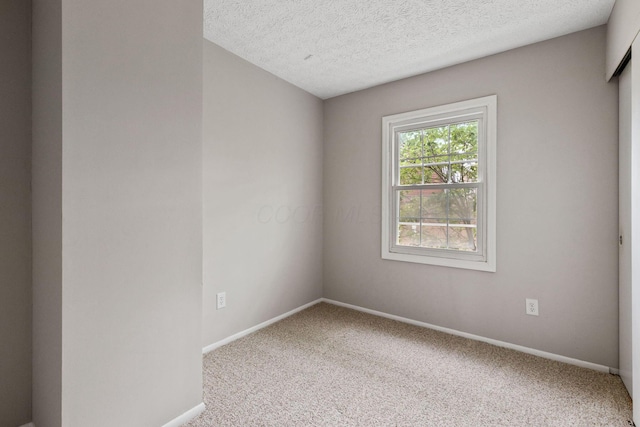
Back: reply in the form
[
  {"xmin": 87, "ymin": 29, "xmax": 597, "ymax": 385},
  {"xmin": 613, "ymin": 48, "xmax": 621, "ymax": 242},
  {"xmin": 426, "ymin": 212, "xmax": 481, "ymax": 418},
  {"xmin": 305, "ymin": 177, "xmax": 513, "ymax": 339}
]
[
  {"xmin": 202, "ymin": 41, "xmax": 324, "ymax": 347},
  {"xmin": 32, "ymin": 0, "xmax": 63, "ymax": 424},
  {"xmin": 619, "ymin": 59, "xmax": 632, "ymax": 395},
  {"xmin": 323, "ymin": 26, "xmax": 620, "ymax": 367},
  {"xmin": 630, "ymin": 40, "xmax": 640, "ymax": 423},
  {"xmin": 606, "ymin": 0, "xmax": 640, "ymax": 79},
  {"xmin": 0, "ymin": 0, "xmax": 32, "ymax": 425},
  {"xmin": 32, "ymin": 0, "xmax": 204, "ymax": 425}
]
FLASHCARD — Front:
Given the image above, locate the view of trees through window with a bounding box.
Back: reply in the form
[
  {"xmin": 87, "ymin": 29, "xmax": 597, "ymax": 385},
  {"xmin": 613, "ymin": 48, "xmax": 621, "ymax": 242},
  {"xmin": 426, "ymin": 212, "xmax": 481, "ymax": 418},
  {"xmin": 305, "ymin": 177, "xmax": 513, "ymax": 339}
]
[{"xmin": 397, "ymin": 120, "xmax": 479, "ymax": 251}]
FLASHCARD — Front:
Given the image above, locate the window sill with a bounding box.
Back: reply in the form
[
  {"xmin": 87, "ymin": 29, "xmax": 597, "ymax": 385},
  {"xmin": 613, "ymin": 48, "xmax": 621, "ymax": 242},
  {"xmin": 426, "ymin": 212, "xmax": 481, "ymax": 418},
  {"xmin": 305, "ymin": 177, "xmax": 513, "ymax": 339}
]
[{"xmin": 381, "ymin": 249, "xmax": 496, "ymax": 272}]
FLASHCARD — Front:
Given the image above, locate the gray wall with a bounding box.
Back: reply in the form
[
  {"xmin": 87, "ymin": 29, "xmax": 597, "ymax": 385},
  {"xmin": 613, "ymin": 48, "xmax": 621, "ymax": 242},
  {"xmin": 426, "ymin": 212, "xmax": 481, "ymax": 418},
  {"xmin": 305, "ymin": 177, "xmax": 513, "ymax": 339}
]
[
  {"xmin": 0, "ymin": 1, "xmax": 32, "ymax": 425},
  {"xmin": 202, "ymin": 41, "xmax": 324, "ymax": 347},
  {"xmin": 32, "ymin": 0, "xmax": 63, "ymax": 423},
  {"xmin": 323, "ymin": 26, "xmax": 620, "ymax": 367},
  {"xmin": 32, "ymin": 1, "xmax": 204, "ymax": 425}
]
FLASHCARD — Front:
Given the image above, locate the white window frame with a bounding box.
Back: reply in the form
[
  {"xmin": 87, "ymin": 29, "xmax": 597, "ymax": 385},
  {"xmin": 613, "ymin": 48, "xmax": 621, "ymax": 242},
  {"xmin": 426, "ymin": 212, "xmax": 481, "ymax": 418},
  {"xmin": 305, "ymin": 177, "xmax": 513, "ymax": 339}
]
[{"xmin": 381, "ymin": 95, "xmax": 497, "ymax": 272}]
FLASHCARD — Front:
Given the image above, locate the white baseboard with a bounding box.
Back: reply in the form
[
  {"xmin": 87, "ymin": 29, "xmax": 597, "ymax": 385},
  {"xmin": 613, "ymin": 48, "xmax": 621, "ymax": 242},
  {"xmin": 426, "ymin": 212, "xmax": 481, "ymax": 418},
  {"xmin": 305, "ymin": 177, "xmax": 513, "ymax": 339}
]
[
  {"xmin": 19, "ymin": 405, "xmax": 203, "ymax": 427},
  {"xmin": 202, "ymin": 299, "xmax": 323, "ymax": 354},
  {"xmin": 200, "ymin": 296, "xmax": 613, "ymax": 374},
  {"xmin": 321, "ymin": 298, "xmax": 612, "ymax": 374},
  {"xmin": 161, "ymin": 402, "xmax": 205, "ymax": 427}
]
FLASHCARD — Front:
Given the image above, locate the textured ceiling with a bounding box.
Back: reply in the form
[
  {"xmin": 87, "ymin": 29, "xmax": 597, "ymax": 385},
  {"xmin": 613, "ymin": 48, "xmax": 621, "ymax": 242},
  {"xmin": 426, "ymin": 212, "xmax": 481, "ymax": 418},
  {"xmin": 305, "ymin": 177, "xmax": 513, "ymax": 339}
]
[{"xmin": 204, "ymin": 0, "xmax": 614, "ymax": 99}]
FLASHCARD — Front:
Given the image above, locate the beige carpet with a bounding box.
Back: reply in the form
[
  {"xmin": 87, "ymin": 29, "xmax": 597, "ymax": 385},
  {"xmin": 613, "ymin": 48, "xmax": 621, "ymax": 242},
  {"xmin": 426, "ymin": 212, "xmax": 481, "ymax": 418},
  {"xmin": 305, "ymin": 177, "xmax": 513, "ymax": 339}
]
[{"xmin": 186, "ymin": 303, "xmax": 632, "ymax": 426}]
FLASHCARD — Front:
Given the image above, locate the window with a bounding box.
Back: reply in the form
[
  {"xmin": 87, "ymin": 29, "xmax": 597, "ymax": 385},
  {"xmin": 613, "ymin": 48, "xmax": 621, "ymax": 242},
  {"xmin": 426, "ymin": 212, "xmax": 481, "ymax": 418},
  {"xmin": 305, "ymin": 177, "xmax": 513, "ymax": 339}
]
[{"xmin": 381, "ymin": 95, "xmax": 496, "ymax": 272}]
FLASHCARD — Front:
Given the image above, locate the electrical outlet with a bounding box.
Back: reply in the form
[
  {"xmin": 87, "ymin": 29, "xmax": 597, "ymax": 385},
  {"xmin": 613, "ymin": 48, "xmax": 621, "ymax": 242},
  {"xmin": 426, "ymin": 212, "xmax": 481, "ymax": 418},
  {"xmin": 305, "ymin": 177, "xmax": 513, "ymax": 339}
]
[
  {"xmin": 216, "ymin": 292, "xmax": 226, "ymax": 310},
  {"xmin": 525, "ymin": 298, "xmax": 539, "ymax": 316}
]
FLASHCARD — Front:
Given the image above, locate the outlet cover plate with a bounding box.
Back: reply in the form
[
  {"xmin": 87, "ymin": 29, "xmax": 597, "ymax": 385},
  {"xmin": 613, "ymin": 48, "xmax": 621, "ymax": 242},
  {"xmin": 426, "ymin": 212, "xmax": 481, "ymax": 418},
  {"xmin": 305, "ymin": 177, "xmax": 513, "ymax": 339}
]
[
  {"xmin": 217, "ymin": 292, "xmax": 226, "ymax": 310},
  {"xmin": 525, "ymin": 298, "xmax": 539, "ymax": 316}
]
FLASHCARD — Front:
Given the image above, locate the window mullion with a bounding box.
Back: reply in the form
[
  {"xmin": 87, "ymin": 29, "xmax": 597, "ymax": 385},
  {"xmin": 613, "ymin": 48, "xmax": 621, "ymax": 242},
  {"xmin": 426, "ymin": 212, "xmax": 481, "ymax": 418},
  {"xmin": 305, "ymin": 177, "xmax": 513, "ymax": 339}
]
[
  {"xmin": 419, "ymin": 129, "xmax": 424, "ymax": 246},
  {"xmin": 447, "ymin": 125, "xmax": 451, "ymax": 249}
]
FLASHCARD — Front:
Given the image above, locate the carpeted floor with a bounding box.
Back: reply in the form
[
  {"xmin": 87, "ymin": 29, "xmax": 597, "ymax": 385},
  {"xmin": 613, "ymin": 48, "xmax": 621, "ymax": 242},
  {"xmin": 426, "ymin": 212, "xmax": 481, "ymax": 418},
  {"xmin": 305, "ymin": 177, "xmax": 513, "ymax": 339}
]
[{"xmin": 186, "ymin": 303, "xmax": 632, "ymax": 426}]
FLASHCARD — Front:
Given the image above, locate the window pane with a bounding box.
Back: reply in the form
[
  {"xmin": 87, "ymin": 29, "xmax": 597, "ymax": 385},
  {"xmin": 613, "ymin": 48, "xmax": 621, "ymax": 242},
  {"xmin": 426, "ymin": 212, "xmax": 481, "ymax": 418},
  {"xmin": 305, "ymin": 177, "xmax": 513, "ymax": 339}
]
[
  {"xmin": 398, "ymin": 224, "xmax": 421, "ymax": 246},
  {"xmin": 423, "ymin": 126, "xmax": 449, "ymax": 158},
  {"xmin": 399, "ymin": 167, "xmax": 423, "ymax": 185},
  {"xmin": 398, "ymin": 190, "xmax": 421, "ymax": 246},
  {"xmin": 421, "ymin": 189, "xmax": 446, "ymax": 221},
  {"xmin": 398, "ymin": 190, "xmax": 421, "ymax": 222},
  {"xmin": 423, "ymin": 166, "xmax": 448, "ymax": 184},
  {"xmin": 450, "ymin": 121, "xmax": 478, "ymax": 154},
  {"xmin": 421, "ymin": 225, "xmax": 447, "ymax": 249},
  {"xmin": 450, "ymin": 155, "xmax": 477, "ymax": 183},
  {"xmin": 398, "ymin": 131, "xmax": 422, "ymax": 164},
  {"xmin": 448, "ymin": 226, "xmax": 477, "ymax": 251},
  {"xmin": 448, "ymin": 188, "xmax": 478, "ymax": 251},
  {"xmin": 448, "ymin": 188, "xmax": 477, "ymax": 223},
  {"xmin": 422, "ymin": 155, "xmax": 449, "ymax": 184}
]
